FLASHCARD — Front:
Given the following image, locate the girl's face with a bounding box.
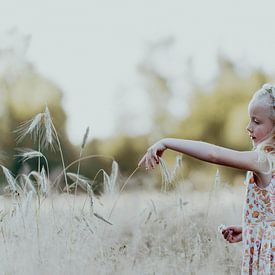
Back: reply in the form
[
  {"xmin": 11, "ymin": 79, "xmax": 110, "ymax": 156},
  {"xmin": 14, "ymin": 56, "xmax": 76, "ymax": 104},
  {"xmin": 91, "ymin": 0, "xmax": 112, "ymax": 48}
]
[{"xmin": 247, "ymin": 102, "xmax": 274, "ymax": 147}]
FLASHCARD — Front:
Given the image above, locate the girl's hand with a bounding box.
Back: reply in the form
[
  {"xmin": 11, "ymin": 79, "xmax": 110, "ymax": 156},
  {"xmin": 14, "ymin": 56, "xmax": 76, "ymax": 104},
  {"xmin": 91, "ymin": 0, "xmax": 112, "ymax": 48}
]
[
  {"xmin": 138, "ymin": 140, "xmax": 167, "ymax": 169},
  {"xmin": 222, "ymin": 225, "xmax": 242, "ymax": 243}
]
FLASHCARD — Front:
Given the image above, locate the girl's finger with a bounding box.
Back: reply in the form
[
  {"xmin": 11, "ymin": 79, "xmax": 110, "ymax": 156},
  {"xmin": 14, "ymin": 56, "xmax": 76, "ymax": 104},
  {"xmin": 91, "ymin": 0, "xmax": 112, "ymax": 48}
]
[
  {"xmin": 152, "ymin": 151, "xmax": 158, "ymax": 162},
  {"xmin": 146, "ymin": 155, "xmax": 154, "ymax": 170},
  {"xmin": 230, "ymin": 236, "xmax": 237, "ymax": 243},
  {"xmin": 226, "ymin": 232, "xmax": 232, "ymax": 241},
  {"xmin": 229, "ymin": 234, "xmax": 239, "ymax": 243},
  {"xmin": 142, "ymin": 155, "xmax": 148, "ymax": 168},
  {"xmin": 223, "ymin": 230, "xmax": 229, "ymax": 239},
  {"xmin": 145, "ymin": 157, "xmax": 150, "ymax": 170},
  {"xmin": 223, "ymin": 230, "xmax": 230, "ymax": 239},
  {"xmin": 148, "ymin": 157, "xmax": 155, "ymax": 169},
  {"xmin": 228, "ymin": 238, "xmax": 234, "ymax": 243},
  {"xmin": 147, "ymin": 149, "xmax": 156, "ymax": 168},
  {"xmin": 155, "ymin": 157, "xmax": 159, "ymax": 164}
]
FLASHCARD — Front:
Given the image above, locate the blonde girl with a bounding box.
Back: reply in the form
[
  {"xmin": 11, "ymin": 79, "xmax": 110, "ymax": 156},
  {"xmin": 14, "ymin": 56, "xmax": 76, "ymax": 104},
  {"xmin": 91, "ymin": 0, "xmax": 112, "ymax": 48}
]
[{"xmin": 138, "ymin": 84, "xmax": 275, "ymax": 274}]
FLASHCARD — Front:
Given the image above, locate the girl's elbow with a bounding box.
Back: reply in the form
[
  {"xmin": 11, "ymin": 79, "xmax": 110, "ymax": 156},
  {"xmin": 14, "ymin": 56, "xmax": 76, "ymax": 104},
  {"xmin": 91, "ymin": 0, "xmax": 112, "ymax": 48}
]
[{"xmin": 208, "ymin": 151, "xmax": 220, "ymax": 164}]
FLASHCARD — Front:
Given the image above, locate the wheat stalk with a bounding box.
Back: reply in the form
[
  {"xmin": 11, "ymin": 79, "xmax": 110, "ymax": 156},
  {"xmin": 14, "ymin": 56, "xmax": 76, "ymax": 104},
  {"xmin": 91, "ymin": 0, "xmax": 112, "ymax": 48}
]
[
  {"xmin": 14, "ymin": 113, "xmax": 43, "ymax": 144},
  {"xmin": 40, "ymin": 166, "xmax": 48, "ymax": 196},
  {"xmin": 81, "ymin": 127, "xmax": 90, "ymax": 149},
  {"xmin": 109, "ymin": 160, "xmax": 119, "ymax": 193},
  {"xmin": 67, "ymin": 172, "xmax": 93, "ymax": 192},
  {"xmin": 158, "ymin": 158, "xmax": 172, "ymax": 192},
  {"xmin": 53, "ymin": 155, "xmax": 114, "ymax": 187},
  {"xmin": 171, "ymin": 155, "xmax": 183, "ymax": 180},
  {"xmin": 17, "ymin": 174, "xmax": 36, "ymax": 194},
  {"xmin": 14, "ymin": 106, "xmax": 67, "ymax": 191},
  {"xmin": 107, "ymin": 166, "xmax": 139, "ymax": 220},
  {"xmin": 1, "ymin": 165, "xmax": 19, "ymax": 194},
  {"xmin": 43, "ymin": 106, "xmax": 53, "ymax": 147},
  {"xmin": 73, "ymin": 127, "xmax": 90, "ymax": 209},
  {"xmin": 93, "ymin": 212, "xmax": 113, "ymax": 225},
  {"xmin": 15, "ymin": 148, "xmax": 50, "ymax": 181}
]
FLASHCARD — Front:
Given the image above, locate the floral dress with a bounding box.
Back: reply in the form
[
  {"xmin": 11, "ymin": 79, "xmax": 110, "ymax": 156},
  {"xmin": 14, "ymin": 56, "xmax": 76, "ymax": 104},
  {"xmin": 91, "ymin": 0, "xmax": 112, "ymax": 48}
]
[{"xmin": 242, "ymin": 171, "xmax": 275, "ymax": 274}]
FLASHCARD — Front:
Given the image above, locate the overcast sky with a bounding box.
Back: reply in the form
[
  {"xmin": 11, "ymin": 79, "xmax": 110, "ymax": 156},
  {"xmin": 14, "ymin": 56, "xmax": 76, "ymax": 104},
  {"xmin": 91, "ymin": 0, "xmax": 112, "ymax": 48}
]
[{"xmin": 1, "ymin": 0, "xmax": 275, "ymax": 144}]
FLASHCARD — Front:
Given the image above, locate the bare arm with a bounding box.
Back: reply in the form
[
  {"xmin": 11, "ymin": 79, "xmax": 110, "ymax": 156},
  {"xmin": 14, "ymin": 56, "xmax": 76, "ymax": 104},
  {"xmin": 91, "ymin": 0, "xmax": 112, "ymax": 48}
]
[{"xmin": 139, "ymin": 138, "xmax": 262, "ymax": 172}]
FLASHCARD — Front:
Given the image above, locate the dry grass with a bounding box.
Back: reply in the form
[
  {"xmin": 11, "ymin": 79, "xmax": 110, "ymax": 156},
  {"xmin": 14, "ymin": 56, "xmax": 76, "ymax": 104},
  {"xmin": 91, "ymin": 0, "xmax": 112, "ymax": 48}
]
[
  {"xmin": 0, "ymin": 183, "xmax": 244, "ymax": 275},
  {"xmin": 0, "ymin": 107, "xmax": 245, "ymax": 274}
]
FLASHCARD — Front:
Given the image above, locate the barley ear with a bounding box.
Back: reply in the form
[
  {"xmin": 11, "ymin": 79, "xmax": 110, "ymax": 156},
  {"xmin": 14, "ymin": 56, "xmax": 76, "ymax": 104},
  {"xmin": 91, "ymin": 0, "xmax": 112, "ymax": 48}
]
[
  {"xmin": 1, "ymin": 165, "xmax": 18, "ymax": 193},
  {"xmin": 158, "ymin": 158, "xmax": 172, "ymax": 192},
  {"xmin": 81, "ymin": 127, "xmax": 90, "ymax": 149},
  {"xmin": 109, "ymin": 160, "xmax": 119, "ymax": 194},
  {"xmin": 14, "ymin": 113, "xmax": 43, "ymax": 144}
]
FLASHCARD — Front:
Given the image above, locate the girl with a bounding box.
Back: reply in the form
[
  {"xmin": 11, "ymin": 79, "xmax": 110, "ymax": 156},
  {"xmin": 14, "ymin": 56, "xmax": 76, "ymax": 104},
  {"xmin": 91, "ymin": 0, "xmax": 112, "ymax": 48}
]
[{"xmin": 138, "ymin": 84, "xmax": 275, "ymax": 274}]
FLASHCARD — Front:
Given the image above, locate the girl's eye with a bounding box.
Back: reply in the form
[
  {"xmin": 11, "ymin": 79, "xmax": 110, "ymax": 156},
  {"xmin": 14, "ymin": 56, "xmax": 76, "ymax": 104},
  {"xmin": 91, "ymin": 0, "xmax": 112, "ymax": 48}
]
[{"xmin": 253, "ymin": 119, "xmax": 260, "ymax": 124}]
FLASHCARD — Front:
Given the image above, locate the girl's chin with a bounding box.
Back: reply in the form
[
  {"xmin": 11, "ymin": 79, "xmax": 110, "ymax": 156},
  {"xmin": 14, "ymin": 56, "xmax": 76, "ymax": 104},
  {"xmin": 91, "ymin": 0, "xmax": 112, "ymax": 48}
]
[{"xmin": 252, "ymin": 140, "xmax": 258, "ymax": 147}]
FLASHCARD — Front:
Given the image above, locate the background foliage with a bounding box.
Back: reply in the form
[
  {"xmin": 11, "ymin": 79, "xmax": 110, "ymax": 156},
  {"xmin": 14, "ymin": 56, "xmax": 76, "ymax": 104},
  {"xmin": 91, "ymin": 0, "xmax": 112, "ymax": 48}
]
[{"xmin": 0, "ymin": 31, "xmax": 274, "ymax": 191}]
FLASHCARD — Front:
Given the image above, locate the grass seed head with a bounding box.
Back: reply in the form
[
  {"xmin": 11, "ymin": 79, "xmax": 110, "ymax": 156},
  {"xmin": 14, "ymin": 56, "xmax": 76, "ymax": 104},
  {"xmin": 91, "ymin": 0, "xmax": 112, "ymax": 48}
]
[
  {"xmin": 1, "ymin": 165, "xmax": 17, "ymax": 193},
  {"xmin": 81, "ymin": 127, "xmax": 90, "ymax": 149},
  {"xmin": 158, "ymin": 158, "xmax": 172, "ymax": 192},
  {"xmin": 19, "ymin": 174, "xmax": 36, "ymax": 194},
  {"xmin": 109, "ymin": 160, "xmax": 119, "ymax": 193},
  {"xmin": 15, "ymin": 113, "xmax": 43, "ymax": 144},
  {"xmin": 67, "ymin": 172, "xmax": 92, "ymax": 192},
  {"xmin": 43, "ymin": 106, "xmax": 53, "ymax": 146},
  {"xmin": 15, "ymin": 148, "xmax": 44, "ymax": 162},
  {"xmin": 15, "ymin": 106, "xmax": 57, "ymax": 151},
  {"xmin": 40, "ymin": 166, "xmax": 48, "ymax": 196}
]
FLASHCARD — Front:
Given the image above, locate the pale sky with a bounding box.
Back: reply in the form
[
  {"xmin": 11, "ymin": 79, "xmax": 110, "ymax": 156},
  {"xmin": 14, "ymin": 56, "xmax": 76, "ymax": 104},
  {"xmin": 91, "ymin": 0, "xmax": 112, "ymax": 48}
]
[{"xmin": 1, "ymin": 0, "xmax": 275, "ymax": 144}]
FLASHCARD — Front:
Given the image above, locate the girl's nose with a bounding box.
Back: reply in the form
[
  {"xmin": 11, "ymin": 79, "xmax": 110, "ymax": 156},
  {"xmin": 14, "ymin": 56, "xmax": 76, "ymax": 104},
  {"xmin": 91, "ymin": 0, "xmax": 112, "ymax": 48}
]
[{"xmin": 246, "ymin": 123, "xmax": 252, "ymax": 133}]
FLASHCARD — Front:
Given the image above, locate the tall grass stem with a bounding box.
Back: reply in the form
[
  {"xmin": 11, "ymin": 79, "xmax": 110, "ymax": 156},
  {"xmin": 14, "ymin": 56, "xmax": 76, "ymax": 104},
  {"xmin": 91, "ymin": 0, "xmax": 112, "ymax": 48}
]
[{"xmin": 107, "ymin": 166, "xmax": 139, "ymax": 220}]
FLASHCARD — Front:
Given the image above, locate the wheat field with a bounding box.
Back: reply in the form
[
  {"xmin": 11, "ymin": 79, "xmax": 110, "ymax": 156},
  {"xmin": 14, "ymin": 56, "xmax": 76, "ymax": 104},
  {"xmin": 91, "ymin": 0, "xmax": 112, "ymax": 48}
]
[
  {"xmin": 0, "ymin": 107, "xmax": 246, "ymax": 274},
  {"xmin": 0, "ymin": 182, "xmax": 244, "ymax": 275}
]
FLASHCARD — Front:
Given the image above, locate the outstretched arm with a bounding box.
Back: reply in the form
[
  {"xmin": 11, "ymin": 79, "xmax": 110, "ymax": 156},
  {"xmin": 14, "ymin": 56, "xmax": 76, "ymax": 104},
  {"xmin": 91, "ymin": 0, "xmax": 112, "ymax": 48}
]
[{"xmin": 138, "ymin": 138, "xmax": 262, "ymax": 172}]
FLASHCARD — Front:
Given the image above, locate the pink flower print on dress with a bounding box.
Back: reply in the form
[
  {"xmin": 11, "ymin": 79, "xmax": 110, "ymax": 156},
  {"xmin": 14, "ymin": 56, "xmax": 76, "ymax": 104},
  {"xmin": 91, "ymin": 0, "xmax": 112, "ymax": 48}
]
[{"xmin": 252, "ymin": 211, "xmax": 259, "ymax": 218}]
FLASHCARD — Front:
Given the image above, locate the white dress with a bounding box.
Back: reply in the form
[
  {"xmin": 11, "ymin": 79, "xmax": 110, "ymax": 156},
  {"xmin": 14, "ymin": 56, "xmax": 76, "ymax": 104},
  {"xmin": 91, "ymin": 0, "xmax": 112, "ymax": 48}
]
[{"xmin": 242, "ymin": 171, "xmax": 275, "ymax": 274}]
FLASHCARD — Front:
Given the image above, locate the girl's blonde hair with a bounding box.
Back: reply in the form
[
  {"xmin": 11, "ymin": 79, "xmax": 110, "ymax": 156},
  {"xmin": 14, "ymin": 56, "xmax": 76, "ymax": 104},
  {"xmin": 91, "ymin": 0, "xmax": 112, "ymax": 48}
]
[{"xmin": 250, "ymin": 83, "xmax": 275, "ymax": 174}]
